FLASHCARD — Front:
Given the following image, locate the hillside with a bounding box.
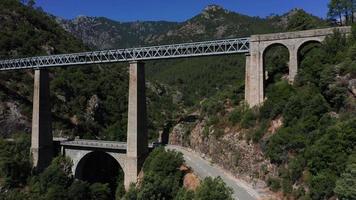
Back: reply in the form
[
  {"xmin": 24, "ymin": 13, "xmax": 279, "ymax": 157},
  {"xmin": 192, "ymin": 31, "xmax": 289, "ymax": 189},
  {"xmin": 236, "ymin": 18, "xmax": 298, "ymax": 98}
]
[
  {"xmin": 59, "ymin": 5, "xmax": 327, "ymax": 49},
  {"xmin": 0, "ymin": 0, "xmax": 177, "ymax": 141},
  {"xmin": 1, "ymin": 1, "xmax": 355, "ymax": 199},
  {"xmin": 58, "ymin": 16, "xmax": 178, "ymax": 49}
]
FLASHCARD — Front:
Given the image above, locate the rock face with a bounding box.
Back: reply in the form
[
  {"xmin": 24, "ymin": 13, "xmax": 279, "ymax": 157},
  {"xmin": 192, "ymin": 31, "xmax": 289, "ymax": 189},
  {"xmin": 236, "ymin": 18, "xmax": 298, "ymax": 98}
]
[
  {"xmin": 180, "ymin": 164, "xmax": 200, "ymax": 191},
  {"xmin": 85, "ymin": 95, "xmax": 100, "ymax": 121},
  {"xmin": 56, "ymin": 5, "xmax": 303, "ymax": 50},
  {"xmin": 0, "ymin": 102, "xmax": 30, "ymax": 137},
  {"xmin": 349, "ymin": 79, "xmax": 356, "ymax": 96},
  {"xmin": 169, "ymin": 114, "xmax": 277, "ymax": 187},
  {"xmin": 57, "ymin": 16, "xmax": 178, "ymax": 49}
]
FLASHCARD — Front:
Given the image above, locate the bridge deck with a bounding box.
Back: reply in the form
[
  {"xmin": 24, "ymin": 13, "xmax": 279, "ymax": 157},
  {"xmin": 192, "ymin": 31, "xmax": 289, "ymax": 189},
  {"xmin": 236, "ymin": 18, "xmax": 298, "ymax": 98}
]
[
  {"xmin": 60, "ymin": 139, "xmax": 127, "ymax": 150},
  {"xmin": 0, "ymin": 38, "xmax": 249, "ymax": 71}
]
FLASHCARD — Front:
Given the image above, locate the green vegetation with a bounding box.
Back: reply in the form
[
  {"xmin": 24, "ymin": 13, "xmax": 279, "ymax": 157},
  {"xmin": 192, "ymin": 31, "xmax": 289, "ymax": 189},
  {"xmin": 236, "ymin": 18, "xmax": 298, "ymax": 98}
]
[{"xmin": 0, "ymin": 134, "xmax": 31, "ymax": 188}]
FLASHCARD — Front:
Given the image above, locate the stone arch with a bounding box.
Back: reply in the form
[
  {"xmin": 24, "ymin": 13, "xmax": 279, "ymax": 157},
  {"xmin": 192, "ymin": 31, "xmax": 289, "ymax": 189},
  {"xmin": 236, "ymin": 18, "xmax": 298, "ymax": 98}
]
[
  {"xmin": 296, "ymin": 39, "xmax": 323, "ymax": 66},
  {"xmin": 74, "ymin": 151, "xmax": 125, "ymax": 193},
  {"xmin": 261, "ymin": 42, "xmax": 291, "ymax": 88},
  {"xmin": 296, "ymin": 38, "xmax": 324, "ymax": 53}
]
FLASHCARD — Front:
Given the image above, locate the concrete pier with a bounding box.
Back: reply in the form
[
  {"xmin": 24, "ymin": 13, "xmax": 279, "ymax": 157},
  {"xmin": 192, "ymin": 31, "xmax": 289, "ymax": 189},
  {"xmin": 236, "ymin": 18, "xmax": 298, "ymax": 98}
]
[
  {"xmin": 30, "ymin": 69, "xmax": 53, "ymax": 171},
  {"xmin": 125, "ymin": 61, "xmax": 148, "ymax": 189}
]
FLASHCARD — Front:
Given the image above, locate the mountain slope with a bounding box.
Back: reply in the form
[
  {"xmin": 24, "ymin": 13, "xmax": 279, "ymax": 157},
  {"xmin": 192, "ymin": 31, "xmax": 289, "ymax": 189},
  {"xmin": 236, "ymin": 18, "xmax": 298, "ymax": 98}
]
[
  {"xmin": 0, "ymin": 0, "xmax": 177, "ymax": 141},
  {"xmin": 58, "ymin": 5, "xmax": 281, "ymax": 49},
  {"xmin": 58, "ymin": 16, "xmax": 178, "ymax": 49},
  {"xmin": 0, "ymin": 0, "xmax": 86, "ymax": 137}
]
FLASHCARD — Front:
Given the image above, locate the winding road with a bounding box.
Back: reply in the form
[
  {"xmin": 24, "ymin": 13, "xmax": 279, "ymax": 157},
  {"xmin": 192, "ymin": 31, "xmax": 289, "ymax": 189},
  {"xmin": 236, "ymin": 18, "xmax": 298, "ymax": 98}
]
[{"xmin": 166, "ymin": 145, "xmax": 260, "ymax": 200}]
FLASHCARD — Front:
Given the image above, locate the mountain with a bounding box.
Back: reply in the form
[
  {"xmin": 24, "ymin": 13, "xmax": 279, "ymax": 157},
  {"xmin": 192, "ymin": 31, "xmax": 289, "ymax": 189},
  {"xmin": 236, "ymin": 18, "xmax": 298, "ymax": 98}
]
[
  {"xmin": 57, "ymin": 5, "xmax": 328, "ymax": 50},
  {"xmin": 58, "ymin": 16, "xmax": 178, "ymax": 49},
  {"xmin": 57, "ymin": 4, "xmax": 280, "ymax": 50}
]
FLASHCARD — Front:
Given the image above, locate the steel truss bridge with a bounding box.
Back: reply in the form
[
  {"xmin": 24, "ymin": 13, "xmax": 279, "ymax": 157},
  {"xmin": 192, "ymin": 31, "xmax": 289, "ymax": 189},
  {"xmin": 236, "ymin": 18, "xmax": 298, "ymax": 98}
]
[{"xmin": 0, "ymin": 38, "xmax": 250, "ymax": 71}]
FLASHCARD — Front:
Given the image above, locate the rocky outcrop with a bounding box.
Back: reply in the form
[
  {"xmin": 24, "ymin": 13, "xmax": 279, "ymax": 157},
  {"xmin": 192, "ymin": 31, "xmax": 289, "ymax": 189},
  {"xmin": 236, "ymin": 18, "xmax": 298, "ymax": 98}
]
[
  {"xmin": 169, "ymin": 114, "xmax": 277, "ymax": 187},
  {"xmin": 348, "ymin": 78, "xmax": 356, "ymax": 97},
  {"xmin": 85, "ymin": 95, "xmax": 100, "ymax": 121},
  {"xmin": 57, "ymin": 16, "xmax": 177, "ymax": 49},
  {"xmin": 0, "ymin": 102, "xmax": 30, "ymax": 137},
  {"xmin": 180, "ymin": 165, "xmax": 200, "ymax": 191}
]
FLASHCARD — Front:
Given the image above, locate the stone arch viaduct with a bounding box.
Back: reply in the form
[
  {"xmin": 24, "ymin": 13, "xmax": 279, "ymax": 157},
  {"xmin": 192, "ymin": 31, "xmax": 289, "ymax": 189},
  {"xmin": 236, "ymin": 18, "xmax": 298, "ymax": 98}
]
[
  {"xmin": 246, "ymin": 26, "xmax": 350, "ymax": 107},
  {"xmin": 0, "ymin": 26, "xmax": 351, "ymax": 189}
]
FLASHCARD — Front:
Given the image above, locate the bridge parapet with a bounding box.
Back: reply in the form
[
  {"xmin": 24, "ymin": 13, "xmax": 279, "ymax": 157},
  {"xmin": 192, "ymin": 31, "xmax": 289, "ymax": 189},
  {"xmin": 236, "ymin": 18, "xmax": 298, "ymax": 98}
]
[
  {"xmin": 251, "ymin": 26, "xmax": 351, "ymax": 42},
  {"xmin": 60, "ymin": 139, "xmax": 127, "ymax": 150}
]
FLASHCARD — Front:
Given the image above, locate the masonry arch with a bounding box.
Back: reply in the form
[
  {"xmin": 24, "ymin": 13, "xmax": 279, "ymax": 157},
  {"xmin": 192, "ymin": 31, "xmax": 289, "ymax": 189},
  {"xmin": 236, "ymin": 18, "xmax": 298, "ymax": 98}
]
[
  {"xmin": 262, "ymin": 43, "xmax": 291, "ymax": 89},
  {"xmin": 297, "ymin": 39, "xmax": 323, "ymax": 67},
  {"xmin": 75, "ymin": 151, "xmax": 125, "ymax": 193}
]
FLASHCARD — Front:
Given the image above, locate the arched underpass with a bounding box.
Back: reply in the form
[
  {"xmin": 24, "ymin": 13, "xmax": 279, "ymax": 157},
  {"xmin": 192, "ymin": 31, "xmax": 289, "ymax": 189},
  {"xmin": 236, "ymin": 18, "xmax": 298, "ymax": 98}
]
[{"xmin": 75, "ymin": 151, "xmax": 124, "ymax": 195}]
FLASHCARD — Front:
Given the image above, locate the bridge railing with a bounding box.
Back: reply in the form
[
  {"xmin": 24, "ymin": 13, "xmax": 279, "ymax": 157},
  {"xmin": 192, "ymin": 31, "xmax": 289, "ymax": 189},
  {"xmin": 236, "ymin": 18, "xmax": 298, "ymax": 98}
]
[
  {"xmin": 0, "ymin": 38, "xmax": 250, "ymax": 71},
  {"xmin": 60, "ymin": 139, "xmax": 127, "ymax": 149}
]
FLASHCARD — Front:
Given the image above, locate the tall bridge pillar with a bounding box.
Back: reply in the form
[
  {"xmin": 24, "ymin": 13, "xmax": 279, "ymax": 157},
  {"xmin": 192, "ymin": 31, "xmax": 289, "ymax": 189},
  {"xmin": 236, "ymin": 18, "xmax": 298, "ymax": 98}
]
[
  {"xmin": 288, "ymin": 46, "xmax": 298, "ymax": 83},
  {"xmin": 245, "ymin": 46, "xmax": 264, "ymax": 108},
  {"xmin": 31, "ymin": 69, "xmax": 53, "ymax": 171},
  {"xmin": 125, "ymin": 61, "xmax": 148, "ymax": 189}
]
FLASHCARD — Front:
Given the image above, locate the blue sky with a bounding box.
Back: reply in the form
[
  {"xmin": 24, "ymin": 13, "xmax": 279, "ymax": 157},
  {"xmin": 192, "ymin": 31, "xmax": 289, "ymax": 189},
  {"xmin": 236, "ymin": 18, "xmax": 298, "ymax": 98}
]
[{"xmin": 35, "ymin": 0, "xmax": 329, "ymax": 22}]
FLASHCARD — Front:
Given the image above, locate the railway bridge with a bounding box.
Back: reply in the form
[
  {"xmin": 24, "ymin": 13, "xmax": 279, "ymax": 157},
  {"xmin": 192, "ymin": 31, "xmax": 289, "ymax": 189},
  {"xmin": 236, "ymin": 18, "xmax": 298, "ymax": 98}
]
[{"xmin": 0, "ymin": 26, "xmax": 351, "ymax": 189}]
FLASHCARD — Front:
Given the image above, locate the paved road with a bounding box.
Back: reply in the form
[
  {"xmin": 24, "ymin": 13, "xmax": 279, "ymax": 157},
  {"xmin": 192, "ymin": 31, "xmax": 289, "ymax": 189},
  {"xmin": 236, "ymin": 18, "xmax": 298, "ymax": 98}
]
[{"xmin": 166, "ymin": 145, "xmax": 260, "ymax": 200}]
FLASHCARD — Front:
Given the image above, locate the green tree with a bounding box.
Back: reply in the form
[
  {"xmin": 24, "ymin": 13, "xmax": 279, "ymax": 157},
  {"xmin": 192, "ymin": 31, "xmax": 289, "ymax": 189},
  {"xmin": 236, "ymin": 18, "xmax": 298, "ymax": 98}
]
[
  {"xmin": 138, "ymin": 148, "xmax": 185, "ymax": 200},
  {"xmin": 309, "ymin": 171, "xmax": 337, "ymax": 200},
  {"xmin": 328, "ymin": 0, "xmax": 344, "ymax": 24},
  {"xmin": 174, "ymin": 188, "xmax": 195, "ymax": 200},
  {"xmin": 89, "ymin": 183, "xmax": 111, "ymax": 200},
  {"xmin": 28, "ymin": 156, "xmax": 73, "ymax": 198},
  {"xmin": 68, "ymin": 180, "xmax": 91, "ymax": 200},
  {"xmin": 194, "ymin": 177, "xmax": 233, "ymax": 200},
  {"xmin": 287, "ymin": 9, "xmax": 324, "ymax": 31},
  {"xmin": 334, "ymin": 153, "xmax": 356, "ymax": 199},
  {"xmin": 328, "ymin": 0, "xmax": 356, "ymax": 25},
  {"xmin": 0, "ymin": 134, "xmax": 31, "ymax": 188}
]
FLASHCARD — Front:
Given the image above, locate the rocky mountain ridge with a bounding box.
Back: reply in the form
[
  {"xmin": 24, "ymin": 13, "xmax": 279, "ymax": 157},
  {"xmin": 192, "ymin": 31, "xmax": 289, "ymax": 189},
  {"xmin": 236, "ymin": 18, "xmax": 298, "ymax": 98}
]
[{"xmin": 57, "ymin": 5, "xmax": 326, "ymax": 50}]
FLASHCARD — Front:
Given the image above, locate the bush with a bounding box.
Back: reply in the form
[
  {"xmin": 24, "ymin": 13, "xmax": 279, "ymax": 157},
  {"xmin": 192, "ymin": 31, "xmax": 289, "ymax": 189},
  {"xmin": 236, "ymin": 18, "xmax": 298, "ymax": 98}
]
[
  {"xmin": 334, "ymin": 153, "xmax": 356, "ymax": 200},
  {"xmin": 309, "ymin": 171, "xmax": 336, "ymax": 200},
  {"xmin": 240, "ymin": 109, "xmax": 256, "ymax": 128},
  {"xmin": 267, "ymin": 177, "xmax": 281, "ymax": 192},
  {"xmin": 90, "ymin": 183, "xmax": 111, "ymax": 200},
  {"xmin": 194, "ymin": 177, "xmax": 233, "ymax": 200},
  {"xmin": 228, "ymin": 109, "xmax": 243, "ymax": 125},
  {"xmin": 251, "ymin": 120, "xmax": 268, "ymax": 143},
  {"xmin": 0, "ymin": 134, "xmax": 31, "ymax": 188},
  {"xmin": 68, "ymin": 180, "xmax": 91, "ymax": 200},
  {"xmin": 137, "ymin": 148, "xmax": 185, "ymax": 199}
]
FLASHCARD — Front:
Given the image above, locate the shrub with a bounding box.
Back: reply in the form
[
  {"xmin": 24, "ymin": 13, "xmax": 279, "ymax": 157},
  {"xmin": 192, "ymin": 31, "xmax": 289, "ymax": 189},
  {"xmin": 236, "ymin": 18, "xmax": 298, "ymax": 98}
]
[
  {"xmin": 267, "ymin": 177, "xmax": 281, "ymax": 192},
  {"xmin": 240, "ymin": 109, "xmax": 256, "ymax": 129},
  {"xmin": 194, "ymin": 177, "xmax": 233, "ymax": 200}
]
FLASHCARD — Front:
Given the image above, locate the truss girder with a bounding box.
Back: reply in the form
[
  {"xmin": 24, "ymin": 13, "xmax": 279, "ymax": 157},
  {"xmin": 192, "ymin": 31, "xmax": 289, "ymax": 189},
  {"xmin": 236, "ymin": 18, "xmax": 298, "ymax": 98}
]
[{"xmin": 0, "ymin": 38, "xmax": 250, "ymax": 71}]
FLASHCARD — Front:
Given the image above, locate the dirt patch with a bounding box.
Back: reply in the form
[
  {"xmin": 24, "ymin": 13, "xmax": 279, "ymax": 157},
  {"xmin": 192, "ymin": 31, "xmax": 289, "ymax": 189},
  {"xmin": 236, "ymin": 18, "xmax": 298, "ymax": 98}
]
[{"xmin": 183, "ymin": 172, "xmax": 200, "ymax": 191}]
